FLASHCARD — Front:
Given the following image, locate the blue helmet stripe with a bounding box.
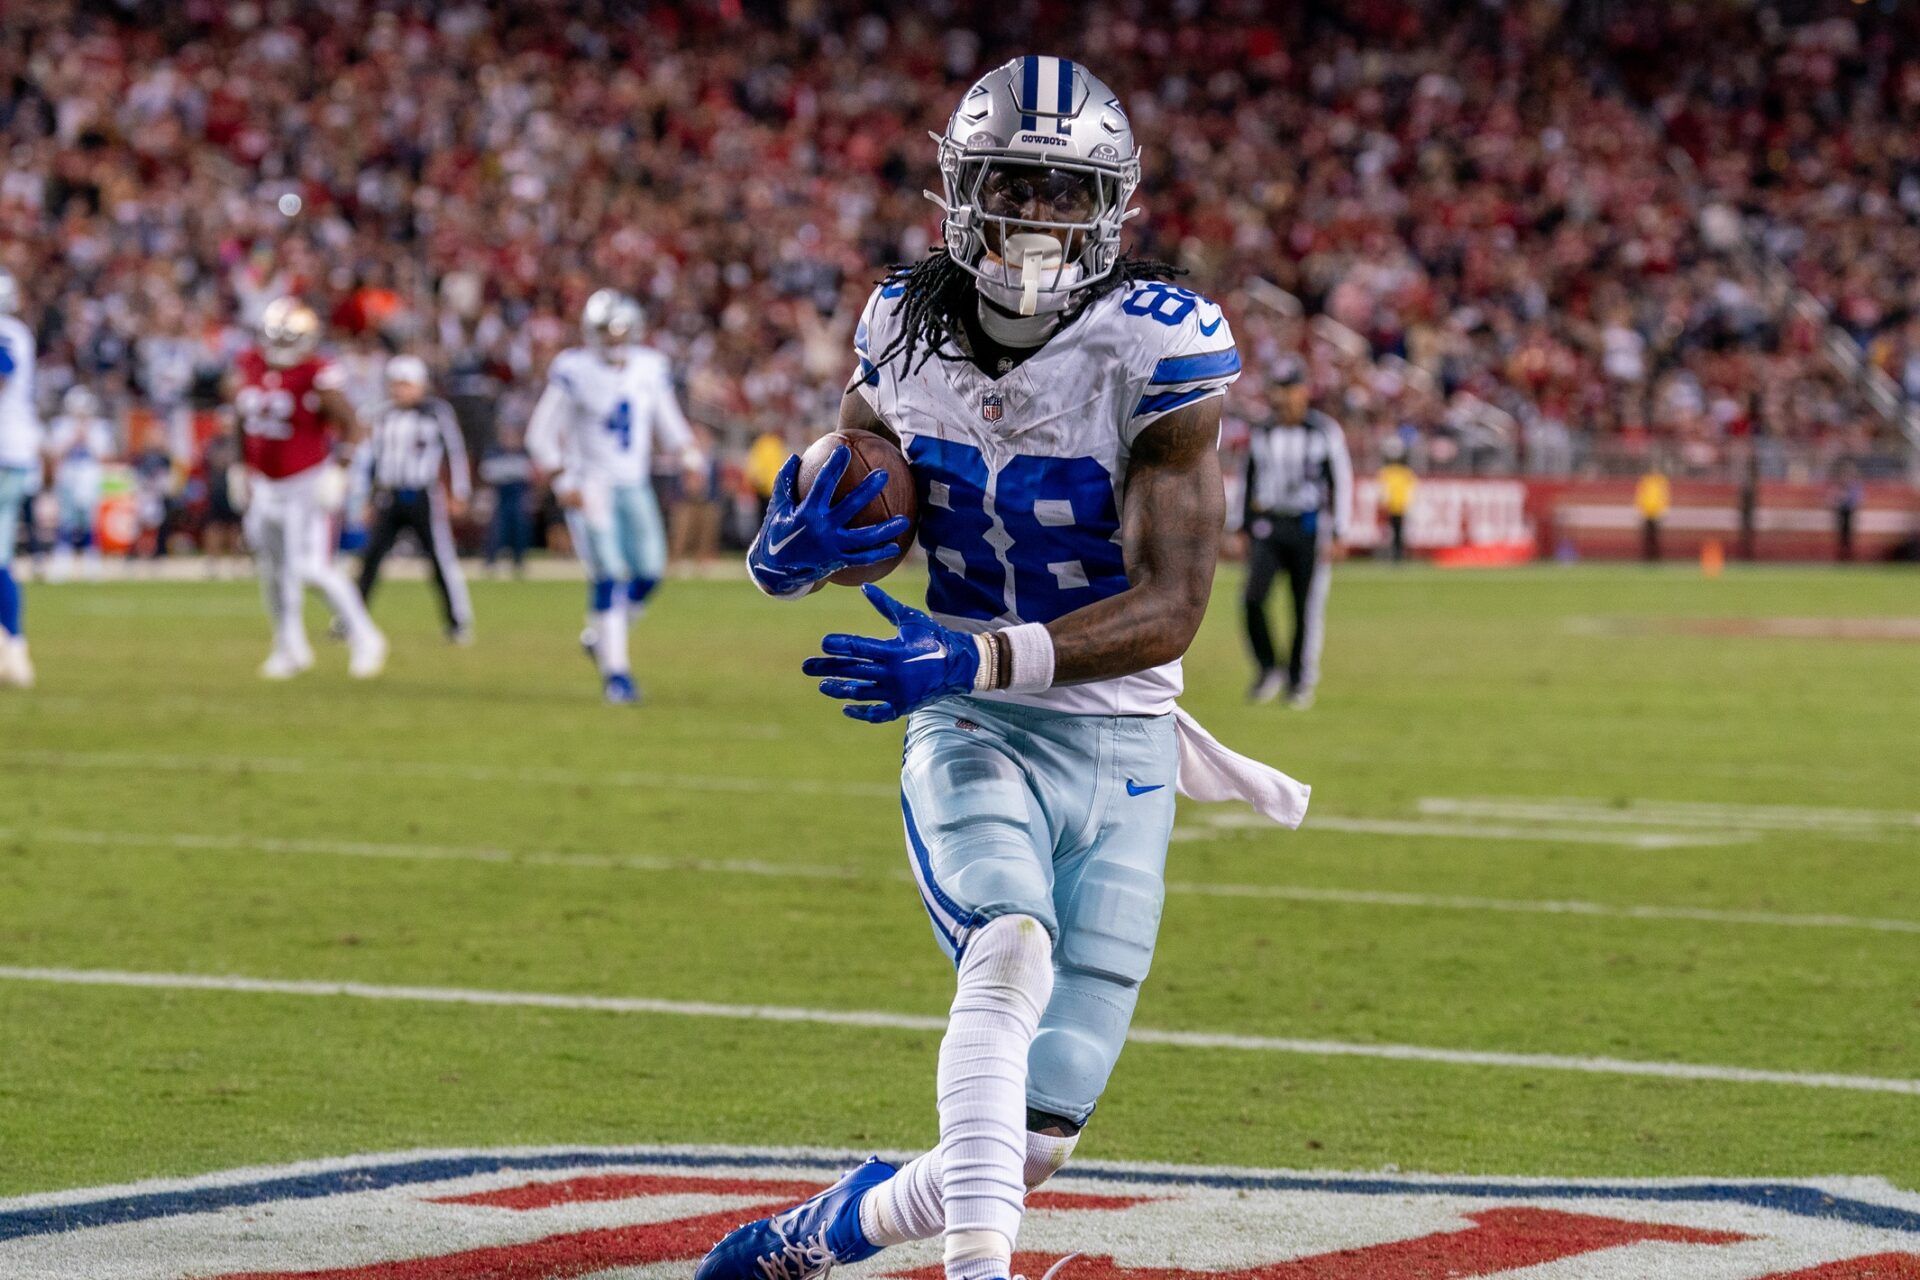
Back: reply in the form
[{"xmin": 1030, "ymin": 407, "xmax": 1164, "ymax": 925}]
[
  {"xmin": 1020, "ymin": 55, "xmax": 1039, "ymax": 132},
  {"xmin": 1056, "ymin": 58, "xmax": 1074, "ymax": 131}
]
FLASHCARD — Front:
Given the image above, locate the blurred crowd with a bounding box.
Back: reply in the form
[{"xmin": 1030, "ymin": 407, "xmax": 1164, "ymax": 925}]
[{"xmin": 2, "ymin": 0, "xmax": 1916, "ymax": 556}]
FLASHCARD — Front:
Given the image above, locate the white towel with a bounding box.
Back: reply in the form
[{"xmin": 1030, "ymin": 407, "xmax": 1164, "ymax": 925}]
[{"xmin": 1172, "ymin": 706, "xmax": 1311, "ymax": 829}]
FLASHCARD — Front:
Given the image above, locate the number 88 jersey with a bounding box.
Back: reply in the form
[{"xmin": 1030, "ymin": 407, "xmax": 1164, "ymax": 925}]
[{"xmin": 853, "ymin": 277, "xmax": 1240, "ymax": 716}]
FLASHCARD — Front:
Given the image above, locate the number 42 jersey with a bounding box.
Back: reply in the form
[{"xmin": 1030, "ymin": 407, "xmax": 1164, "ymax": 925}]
[{"xmin": 854, "ymin": 278, "xmax": 1240, "ymax": 716}]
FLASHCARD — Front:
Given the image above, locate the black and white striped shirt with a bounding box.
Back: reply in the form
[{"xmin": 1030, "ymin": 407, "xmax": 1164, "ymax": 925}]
[
  {"xmin": 1244, "ymin": 410, "xmax": 1353, "ymax": 535},
  {"xmin": 362, "ymin": 398, "xmax": 471, "ymax": 501}
]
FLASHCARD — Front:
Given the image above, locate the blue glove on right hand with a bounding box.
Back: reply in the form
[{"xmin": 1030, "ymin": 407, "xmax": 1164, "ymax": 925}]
[{"xmin": 746, "ymin": 446, "xmax": 913, "ymax": 597}]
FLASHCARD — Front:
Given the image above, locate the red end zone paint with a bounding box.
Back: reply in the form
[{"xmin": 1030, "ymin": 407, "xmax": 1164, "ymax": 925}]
[
  {"xmin": 1761, "ymin": 1258, "xmax": 1920, "ymax": 1278},
  {"xmin": 1025, "ymin": 1190, "xmax": 1156, "ymax": 1211},
  {"xmin": 430, "ymin": 1173, "xmax": 826, "ymax": 1210},
  {"xmin": 887, "ymin": 1208, "xmax": 1747, "ymax": 1280},
  {"xmin": 211, "ymin": 1201, "xmax": 792, "ymax": 1280},
  {"xmin": 7, "ymin": 1147, "xmax": 1918, "ymax": 1278}
]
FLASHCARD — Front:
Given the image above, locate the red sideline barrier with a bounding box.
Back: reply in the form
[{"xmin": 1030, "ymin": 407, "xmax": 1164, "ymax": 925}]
[
  {"xmin": 1430, "ymin": 542, "xmax": 1536, "ymax": 568},
  {"xmin": 1348, "ymin": 477, "xmax": 1920, "ymax": 562}
]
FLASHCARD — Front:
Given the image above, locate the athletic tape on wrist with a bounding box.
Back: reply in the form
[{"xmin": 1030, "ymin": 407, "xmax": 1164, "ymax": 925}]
[
  {"xmin": 1001, "ymin": 622, "xmax": 1054, "ymax": 693},
  {"xmin": 971, "ymin": 633, "xmax": 997, "ymax": 691}
]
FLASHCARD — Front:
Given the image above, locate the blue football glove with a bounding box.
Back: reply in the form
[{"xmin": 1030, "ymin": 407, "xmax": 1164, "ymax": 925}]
[
  {"xmin": 746, "ymin": 447, "xmax": 913, "ymax": 597},
  {"xmin": 802, "ymin": 584, "xmax": 982, "ymax": 723}
]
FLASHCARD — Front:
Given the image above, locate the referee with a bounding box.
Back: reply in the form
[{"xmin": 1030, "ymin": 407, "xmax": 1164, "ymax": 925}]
[
  {"xmin": 355, "ymin": 355, "xmax": 474, "ymax": 642},
  {"xmin": 1241, "ymin": 361, "xmax": 1351, "ymax": 708}
]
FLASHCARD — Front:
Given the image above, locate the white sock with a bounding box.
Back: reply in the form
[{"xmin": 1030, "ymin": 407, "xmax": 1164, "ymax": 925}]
[
  {"xmin": 939, "ymin": 915, "xmax": 1053, "ymax": 1280},
  {"xmin": 861, "ymin": 1129, "xmax": 1080, "ymax": 1247},
  {"xmin": 309, "ymin": 564, "xmax": 378, "ymax": 648},
  {"xmin": 595, "ymin": 601, "xmax": 629, "ymax": 676}
]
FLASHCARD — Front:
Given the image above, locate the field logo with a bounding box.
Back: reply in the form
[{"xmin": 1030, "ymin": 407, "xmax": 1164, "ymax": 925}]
[{"xmin": 2, "ymin": 1145, "xmax": 1917, "ymax": 1278}]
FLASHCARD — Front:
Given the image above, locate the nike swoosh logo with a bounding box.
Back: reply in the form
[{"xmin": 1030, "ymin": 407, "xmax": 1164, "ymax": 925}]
[
  {"xmin": 902, "ymin": 645, "xmax": 946, "ymax": 664},
  {"xmin": 1197, "ymin": 314, "xmax": 1224, "ymax": 337},
  {"xmin": 766, "ymin": 526, "xmax": 803, "ymax": 556},
  {"xmin": 1125, "ymin": 780, "xmax": 1165, "ymax": 796}
]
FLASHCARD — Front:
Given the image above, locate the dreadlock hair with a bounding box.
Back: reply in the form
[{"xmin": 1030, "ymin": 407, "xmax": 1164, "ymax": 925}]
[{"xmin": 866, "ymin": 248, "xmax": 1187, "ymax": 378}]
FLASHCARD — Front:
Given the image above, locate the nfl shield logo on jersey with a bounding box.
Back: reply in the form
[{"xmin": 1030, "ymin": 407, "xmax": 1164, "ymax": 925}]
[{"xmin": 981, "ymin": 392, "xmax": 1003, "ymax": 422}]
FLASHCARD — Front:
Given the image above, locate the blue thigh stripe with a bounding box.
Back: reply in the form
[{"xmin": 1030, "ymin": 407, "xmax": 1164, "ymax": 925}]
[{"xmin": 901, "ymin": 794, "xmax": 975, "ymax": 955}]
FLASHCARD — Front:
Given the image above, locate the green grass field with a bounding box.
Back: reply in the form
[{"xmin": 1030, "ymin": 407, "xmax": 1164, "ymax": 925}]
[{"xmin": 2, "ymin": 562, "xmax": 1916, "ymax": 1200}]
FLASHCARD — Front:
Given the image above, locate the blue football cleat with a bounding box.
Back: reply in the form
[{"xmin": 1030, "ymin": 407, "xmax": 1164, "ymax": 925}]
[
  {"xmin": 695, "ymin": 1156, "xmax": 895, "ymax": 1280},
  {"xmin": 602, "ymin": 672, "xmax": 638, "ymax": 705}
]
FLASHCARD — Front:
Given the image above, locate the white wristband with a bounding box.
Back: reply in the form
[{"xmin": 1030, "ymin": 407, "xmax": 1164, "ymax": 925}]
[{"xmin": 1001, "ymin": 622, "xmax": 1055, "ymax": 693}]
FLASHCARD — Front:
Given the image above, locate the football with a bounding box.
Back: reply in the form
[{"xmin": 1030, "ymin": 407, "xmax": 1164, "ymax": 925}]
[{"xmin": 796, "ymin": 429, "xmax": 918, "ymax": 585}]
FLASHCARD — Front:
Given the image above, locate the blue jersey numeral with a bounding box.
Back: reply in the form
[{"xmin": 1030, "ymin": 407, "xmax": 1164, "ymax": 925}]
[
  {"xmin": 907, "ymin": 438, "xmax": 1123, "ymax": 624},
  {"xmin": 907, "ymin": 437, "xmax": 1004, "ymax": 621},
  {"xmin": 1122, "ymin": 282, "xmax": 1199, "ymax": 327},
  {"xmin": 606, "ymin": 400, "xmax": 632, "ymax": 450},
  {"xmin": 998, "ymin": 454, "xmax": 1125, "ymax": 621}
]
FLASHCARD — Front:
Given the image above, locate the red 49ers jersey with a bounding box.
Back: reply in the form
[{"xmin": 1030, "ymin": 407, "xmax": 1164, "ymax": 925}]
[{"xmin": 235, "ymin": 349, "xmax": 344, "ymax": 479}]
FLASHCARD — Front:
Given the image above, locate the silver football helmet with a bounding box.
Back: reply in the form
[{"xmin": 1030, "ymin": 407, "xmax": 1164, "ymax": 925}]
[
  {"xmin": 932, "ymin": 56, "xmax": 1140, "ymax": 316},
  {"xmin": 259, "ymin": 297, "xmax": 320, "ymax": 367},
  {"xmin": 583, "ymin": 290, "xmax": 643, "ymax": 348}
]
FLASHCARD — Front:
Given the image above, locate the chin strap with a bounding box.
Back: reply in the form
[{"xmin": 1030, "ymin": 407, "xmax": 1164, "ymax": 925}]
[
  {"xmin": 975, "ymin": 296, "xmax": 1060, "ymax": 349},
  {"xmin": 1019, "ymin": 246, "xmax": 1048, "ymax": 316}
]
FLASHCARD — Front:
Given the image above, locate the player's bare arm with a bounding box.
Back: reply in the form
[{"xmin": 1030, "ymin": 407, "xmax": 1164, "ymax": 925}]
[
  {"xmin": 836, "ymin": 384, "xmax": 899, "ymax": 447},
  {"xmin": 318, "ymin": 385, "xmax": 362, "ymax": 445},
  {"xmin": 1046, "ymin": 398, "xmax": 1221, "ymax": 685}
]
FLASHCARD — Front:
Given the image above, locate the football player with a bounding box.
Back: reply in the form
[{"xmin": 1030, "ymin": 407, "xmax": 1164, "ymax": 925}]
[
  {"xmin": 703, "ymin": 57, "xmax": 1308, "ymax": 1280},
  {"xmin": 0, "ymin": 270, "xmax": 41, "ymax": 688},
  {"xmin": 43, "ymin": 386, "xmax": 116, "ymax": 579},
  {"xmin": 526, "ymin": 289, "xmax": 692, "ymax": 704},
  {"xmin": 230, "ymin": 298, "xmax": 387, "ymax": 680}
]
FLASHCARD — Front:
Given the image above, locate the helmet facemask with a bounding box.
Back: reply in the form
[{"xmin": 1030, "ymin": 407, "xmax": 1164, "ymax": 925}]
[
  {"xmin": 938, "ymin": 139, "xmax": 1138, "ymax": 317},
  {"xmin": 260, "ymin": 298, "xmax": 320, "ymax": 368},
  {"xmin": 583, "ymin": 290, "xmax": 642, "ymax": 349}
]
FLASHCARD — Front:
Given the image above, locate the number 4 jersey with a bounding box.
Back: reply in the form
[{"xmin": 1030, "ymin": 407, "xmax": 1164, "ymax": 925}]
[
  {"xmin": 854, "ymin": 278, "xmax": 1240, "ymax": 716},
  {"xmin": 527, "ymin": 345, "xmax": 691, "ymax": 493}
]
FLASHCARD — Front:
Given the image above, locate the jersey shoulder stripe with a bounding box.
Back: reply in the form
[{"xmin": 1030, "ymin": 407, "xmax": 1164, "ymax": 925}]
[
  {"xmin": 853, "ymin": 283, "xmax": 914, "ymax": 387},
  {"xmin": 1123, "ymin": 285, "xmax": 1239, "ymax": 425},
  {"xmin": 1134, "ymin": 384, "xmax": 1222, "ymax": 419},
  {"xmin": 1150, "ymin": 346, "xmax": 1240, "ymax": 386}
]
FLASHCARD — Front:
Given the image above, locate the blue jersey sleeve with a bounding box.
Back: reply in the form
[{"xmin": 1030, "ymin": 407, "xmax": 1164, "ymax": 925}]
[{"xmin": 1121, "ymin": 282, "xmax": 1240, "ymax": 439}]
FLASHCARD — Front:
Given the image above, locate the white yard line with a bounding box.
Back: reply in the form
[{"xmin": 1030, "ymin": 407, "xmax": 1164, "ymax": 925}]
[
  {"xmin": 1162, "ymin": 879, "xmax": 1920, "ymax": 935},
  {"xmin": 0, "ymin": 748, "xmax": 890, "ymax": 799},
  {"xmin": 1422, "ymin": 796, "xmax": 1920, "ymax": 833},
  {"xmin": 12, "ymin": 825, "xmax": 1919, "ymax": 936},
  {"xmin": 1177, "ymin": 811, "xmax": 1745, "ymax": 849},
  {"xmin": 1, "ymin": 964, "xmax": 1914, "ymax": 1096}
]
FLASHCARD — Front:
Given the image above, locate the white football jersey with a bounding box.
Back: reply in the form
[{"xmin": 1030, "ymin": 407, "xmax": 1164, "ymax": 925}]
[
  {"xmin": 0, "ymin": 314, "xmax": 41, "ymax": 468},
  {"xmin": 47, "ymin": 414, "xmax": 115, "ymax": 472},
  {"xmin": 526, "ymin": 344, "xmax": 691, "ymax": 490},
  {"xmin": 855, "ymin": 277, "xmax": 1240, "ymax": 716}
]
